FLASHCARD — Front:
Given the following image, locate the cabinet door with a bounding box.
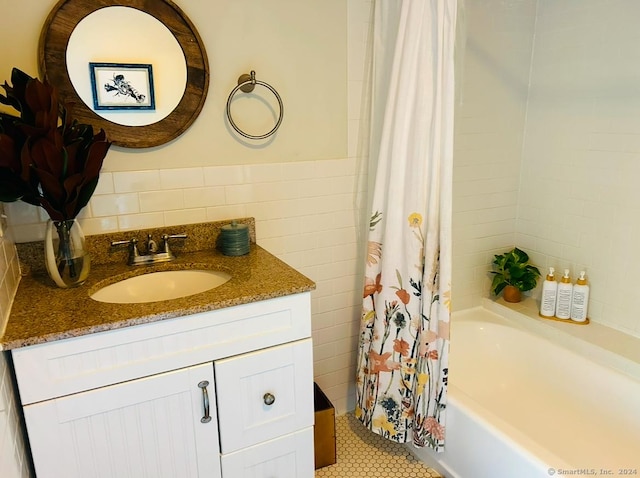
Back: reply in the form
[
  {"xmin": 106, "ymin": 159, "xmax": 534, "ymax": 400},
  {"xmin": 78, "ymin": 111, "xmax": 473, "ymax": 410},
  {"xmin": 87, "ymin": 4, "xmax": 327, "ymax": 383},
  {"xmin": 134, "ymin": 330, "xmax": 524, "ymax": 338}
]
[
  {"xmin": 24, "ymin": 363, "xmax": 221, "ymax": 478},
  {"xmin": 215, "ymin": 339, "xmax": 314, "ymax": 453},
  {"xmin": 220, "ymin": 427, "xmax": 314, "ymax": 478}
]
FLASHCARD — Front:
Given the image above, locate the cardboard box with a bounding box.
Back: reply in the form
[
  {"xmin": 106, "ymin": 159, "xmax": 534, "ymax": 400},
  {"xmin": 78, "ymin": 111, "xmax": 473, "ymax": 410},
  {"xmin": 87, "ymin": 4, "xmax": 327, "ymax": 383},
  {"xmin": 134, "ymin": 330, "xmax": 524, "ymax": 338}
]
[{"xmin": 313, "ymin": 382, "xmax": 337, "ymax": 469}]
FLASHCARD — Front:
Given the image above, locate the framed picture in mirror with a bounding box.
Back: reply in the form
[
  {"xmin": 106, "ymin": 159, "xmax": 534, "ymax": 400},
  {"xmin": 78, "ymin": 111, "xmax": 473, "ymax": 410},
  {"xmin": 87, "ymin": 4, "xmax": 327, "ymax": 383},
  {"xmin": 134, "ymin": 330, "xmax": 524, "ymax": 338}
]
[{"xmin": 89, "ymin": 62, "xmax": 155, "ymax": 110}]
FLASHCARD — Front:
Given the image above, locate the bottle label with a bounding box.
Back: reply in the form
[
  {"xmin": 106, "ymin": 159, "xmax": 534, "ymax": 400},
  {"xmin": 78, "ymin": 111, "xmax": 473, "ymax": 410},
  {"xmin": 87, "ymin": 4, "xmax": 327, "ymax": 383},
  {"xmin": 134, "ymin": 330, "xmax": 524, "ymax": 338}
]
[
  {"xmin": 570, "ymin": 290, "xmax": 588, "ymax": 321},
  {"xmin": 540, "ymin": 288, "xmax": 557, "ymax": 316},
  {"xmin": 572, "ymin": 293, "xmax": 585, "ymax": 307},
  {"xmin": 556, "ymin": 288, "xmax": 572, "ymax": 317}
]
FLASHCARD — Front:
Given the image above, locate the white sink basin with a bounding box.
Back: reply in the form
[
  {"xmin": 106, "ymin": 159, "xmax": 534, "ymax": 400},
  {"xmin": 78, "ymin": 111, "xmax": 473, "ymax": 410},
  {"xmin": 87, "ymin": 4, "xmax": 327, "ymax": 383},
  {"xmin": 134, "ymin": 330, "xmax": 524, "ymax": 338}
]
[{"xmin": 90, "ymin": 269, "xmax": 231, "ymax": 304}]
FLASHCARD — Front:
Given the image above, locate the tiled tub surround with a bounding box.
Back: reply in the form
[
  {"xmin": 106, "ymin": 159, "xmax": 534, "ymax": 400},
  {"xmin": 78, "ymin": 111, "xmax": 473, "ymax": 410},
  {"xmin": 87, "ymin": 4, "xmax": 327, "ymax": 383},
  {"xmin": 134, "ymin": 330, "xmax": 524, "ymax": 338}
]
[
  {"xmin": 1, "ymin": 218, "xmax": 315, "ymax": 349},
  {"xmin": 453, "ymin": 0, "xmax": 640, "ymax": 339}
]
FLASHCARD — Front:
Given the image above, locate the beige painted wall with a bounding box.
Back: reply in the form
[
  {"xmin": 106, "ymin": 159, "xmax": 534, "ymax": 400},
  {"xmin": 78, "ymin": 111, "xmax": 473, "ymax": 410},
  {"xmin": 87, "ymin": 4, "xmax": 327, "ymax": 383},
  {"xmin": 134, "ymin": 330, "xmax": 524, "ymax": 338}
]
[{"xmin": 1, "ymin": 0, "xmax": 346, "ymax": 171}]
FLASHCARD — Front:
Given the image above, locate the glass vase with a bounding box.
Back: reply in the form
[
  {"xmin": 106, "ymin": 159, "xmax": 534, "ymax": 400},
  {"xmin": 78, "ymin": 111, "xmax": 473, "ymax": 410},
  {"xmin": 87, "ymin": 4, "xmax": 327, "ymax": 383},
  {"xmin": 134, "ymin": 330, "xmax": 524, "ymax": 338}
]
[{"xmin": 44, "ymin": 219, "xmax": 91, "ymax": 288}]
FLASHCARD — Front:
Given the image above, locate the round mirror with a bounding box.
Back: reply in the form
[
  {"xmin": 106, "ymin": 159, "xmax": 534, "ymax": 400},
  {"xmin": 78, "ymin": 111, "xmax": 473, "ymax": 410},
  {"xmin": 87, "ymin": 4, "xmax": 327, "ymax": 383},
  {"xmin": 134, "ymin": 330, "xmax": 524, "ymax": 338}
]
[
  {"xmin": 39, "ymin": 0, "xmax": 209, "ymax": 148},
  {"xmin": 66, "ymin": 6, "xmax": 187, "ymax": 127}
]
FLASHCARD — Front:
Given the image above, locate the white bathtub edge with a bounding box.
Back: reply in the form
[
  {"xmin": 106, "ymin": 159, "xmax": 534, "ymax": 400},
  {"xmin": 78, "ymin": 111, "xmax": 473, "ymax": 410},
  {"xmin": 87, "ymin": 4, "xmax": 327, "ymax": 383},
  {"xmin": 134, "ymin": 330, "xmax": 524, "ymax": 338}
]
[
  {"xmin": 406, "ymin": 387, "xmax": 566, "ymax": 478},
  {"xmin": 482, "ymin": 297, "xmax": 640, "ymax": 382}
]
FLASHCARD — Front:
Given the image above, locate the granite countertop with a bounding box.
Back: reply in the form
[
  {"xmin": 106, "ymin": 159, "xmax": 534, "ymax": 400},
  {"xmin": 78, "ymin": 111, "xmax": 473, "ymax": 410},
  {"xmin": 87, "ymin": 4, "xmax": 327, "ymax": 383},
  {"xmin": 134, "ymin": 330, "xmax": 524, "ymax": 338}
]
[{"xmin": 0, "ymin": 219, "xmax": 315, "ymax": 351}]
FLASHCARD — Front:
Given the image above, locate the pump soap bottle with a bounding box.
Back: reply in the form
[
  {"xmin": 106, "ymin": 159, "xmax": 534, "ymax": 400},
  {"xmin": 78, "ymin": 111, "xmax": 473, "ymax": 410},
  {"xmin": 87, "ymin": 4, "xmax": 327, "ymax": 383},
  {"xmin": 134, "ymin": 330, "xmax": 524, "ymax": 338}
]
[
  {"xmin": 540, "ymin": 267, "xmax": 558, "ymax": 317},
  {"xmin": 570, "ymin": 271, "xmax": 589, "ymax": 322},
  {"xmin": 555, "ymin": 269, "xmax": 573, "ymax": 320}
]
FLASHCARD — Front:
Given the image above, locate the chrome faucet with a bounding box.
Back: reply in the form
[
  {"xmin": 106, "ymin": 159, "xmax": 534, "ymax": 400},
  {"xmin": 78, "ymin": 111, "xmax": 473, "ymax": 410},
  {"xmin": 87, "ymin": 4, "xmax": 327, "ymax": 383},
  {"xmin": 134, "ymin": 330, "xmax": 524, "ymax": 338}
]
[{"xmin": 111, "ymin": 233, "xmax": 188, "ymax": 265}]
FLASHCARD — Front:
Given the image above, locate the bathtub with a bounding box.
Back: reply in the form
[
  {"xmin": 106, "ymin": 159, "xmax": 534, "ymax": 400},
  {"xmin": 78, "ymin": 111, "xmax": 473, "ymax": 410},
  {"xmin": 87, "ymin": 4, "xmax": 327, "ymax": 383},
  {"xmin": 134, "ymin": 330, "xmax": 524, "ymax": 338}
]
[{"xmin": 410, "ymin": 300, "xmax": 640, "ymax": 478}]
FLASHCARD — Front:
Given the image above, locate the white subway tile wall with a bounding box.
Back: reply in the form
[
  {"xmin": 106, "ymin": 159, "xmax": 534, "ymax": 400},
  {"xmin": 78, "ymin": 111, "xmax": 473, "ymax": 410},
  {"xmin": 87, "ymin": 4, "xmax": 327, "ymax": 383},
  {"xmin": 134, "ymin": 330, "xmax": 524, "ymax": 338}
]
[
  {"xmin": 517, "ymin": 0, "xmax": 640, "ymax": 337},
  {"xmin": 452, "ymin": 0, "xmax": 538, "ymax": 311},
  {"xmin": 455, "ymin": 0, "xmax": 640, "ymax": 339},
  {"xmin": 0, "ymin": 208, "xmax": 29, "ymax": 478}
]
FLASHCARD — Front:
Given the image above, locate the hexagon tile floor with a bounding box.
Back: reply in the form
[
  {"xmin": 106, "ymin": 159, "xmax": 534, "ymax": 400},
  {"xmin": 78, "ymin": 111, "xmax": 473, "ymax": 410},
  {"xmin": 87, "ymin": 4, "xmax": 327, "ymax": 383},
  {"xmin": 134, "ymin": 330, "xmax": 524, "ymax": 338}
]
[{"xmin": 315, "ymin": 414, "xmax": 443, "ymax": 477}]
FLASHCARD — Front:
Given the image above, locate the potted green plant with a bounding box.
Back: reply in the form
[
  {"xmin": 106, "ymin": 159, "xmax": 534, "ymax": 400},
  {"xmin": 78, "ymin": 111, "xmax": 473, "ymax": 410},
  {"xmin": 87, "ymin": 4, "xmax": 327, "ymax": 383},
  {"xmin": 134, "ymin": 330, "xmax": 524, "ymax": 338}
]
[
  {"xmin": 489, "ymin": 247, "xmax": 540, "ymax": 303},
  {"xmin": 0, "ymin": 68, "xmax": 111, "ymax": 287}
]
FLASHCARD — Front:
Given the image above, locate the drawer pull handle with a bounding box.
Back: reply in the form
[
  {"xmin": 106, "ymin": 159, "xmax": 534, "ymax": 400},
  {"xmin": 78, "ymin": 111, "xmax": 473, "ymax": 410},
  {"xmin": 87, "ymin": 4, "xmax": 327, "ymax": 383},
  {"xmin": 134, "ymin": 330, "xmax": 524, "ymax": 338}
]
[
  {"xmin": 198, "ymin": 381, "xmax": 212, "ymax": 423},
  {"xmin": 263, "ymin": 392, "xmax": 276, "ymax": 406}
]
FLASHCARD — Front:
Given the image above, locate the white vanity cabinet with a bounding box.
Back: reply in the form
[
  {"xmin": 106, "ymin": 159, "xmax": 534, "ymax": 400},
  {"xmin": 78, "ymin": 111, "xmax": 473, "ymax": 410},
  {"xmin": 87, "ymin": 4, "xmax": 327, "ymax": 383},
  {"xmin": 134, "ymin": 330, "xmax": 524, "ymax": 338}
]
[
  {"xmin": 23, "ymin": 363, "xmax": 221, "ymax": 478},
  {"xmin": 10, "ymin": 293, "xmax": 314, "ymax": 478}
]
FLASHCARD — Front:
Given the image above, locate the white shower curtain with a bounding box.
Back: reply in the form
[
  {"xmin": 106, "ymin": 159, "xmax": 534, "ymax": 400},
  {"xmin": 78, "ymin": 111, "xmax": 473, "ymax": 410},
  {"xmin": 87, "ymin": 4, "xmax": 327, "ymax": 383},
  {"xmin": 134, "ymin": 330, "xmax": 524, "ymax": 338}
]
[{"xmin": 355, "ymin": 0, "xmax": 456, "ymax": 451}]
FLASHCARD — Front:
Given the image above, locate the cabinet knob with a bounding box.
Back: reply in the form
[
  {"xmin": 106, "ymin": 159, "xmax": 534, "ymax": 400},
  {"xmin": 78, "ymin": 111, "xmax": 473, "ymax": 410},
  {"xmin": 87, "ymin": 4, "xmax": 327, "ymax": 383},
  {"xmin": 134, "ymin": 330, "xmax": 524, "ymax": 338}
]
[
  {"xmin": 263, "ymin": 392, "xmax": 276, "ymax": 406},
  {"xmin": 198, "ymin": 381, "xmax": 212, "ymax": 423}
]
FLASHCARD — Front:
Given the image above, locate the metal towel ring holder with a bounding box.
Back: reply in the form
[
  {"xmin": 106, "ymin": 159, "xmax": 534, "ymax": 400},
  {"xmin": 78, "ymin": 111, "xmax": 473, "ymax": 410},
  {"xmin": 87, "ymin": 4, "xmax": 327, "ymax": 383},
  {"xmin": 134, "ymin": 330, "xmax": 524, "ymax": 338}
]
[{"xmin": 226, "ymin": 70, "xmax": 284, "ymax": 140}]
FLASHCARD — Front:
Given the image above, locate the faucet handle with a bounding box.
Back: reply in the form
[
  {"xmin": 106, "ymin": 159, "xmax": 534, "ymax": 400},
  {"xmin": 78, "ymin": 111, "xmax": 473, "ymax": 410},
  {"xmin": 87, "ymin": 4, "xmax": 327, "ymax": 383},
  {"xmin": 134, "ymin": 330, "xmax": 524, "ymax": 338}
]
[
  {"xmin": 111, "ymin": 238, "xmax": 140, "ymax": 262},
  {"xmin": 111, "ymin": 238, "xmax": 138, "ymax": 249},
  {"xmin": 161, "ymin": 233, "xmax": 188, "ymax": 241},
  {"xmin": 160, "ymin": 233, "xmax": 187, "ymax": 254}
]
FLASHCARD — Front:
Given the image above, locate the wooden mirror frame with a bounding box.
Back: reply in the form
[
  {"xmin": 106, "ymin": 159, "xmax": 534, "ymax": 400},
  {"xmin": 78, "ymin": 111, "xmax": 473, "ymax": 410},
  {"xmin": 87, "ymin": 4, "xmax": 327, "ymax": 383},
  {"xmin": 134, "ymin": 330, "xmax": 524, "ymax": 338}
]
[{"xmin": 39, "ymin": 0, "xmax": 209, "ymax": 148}]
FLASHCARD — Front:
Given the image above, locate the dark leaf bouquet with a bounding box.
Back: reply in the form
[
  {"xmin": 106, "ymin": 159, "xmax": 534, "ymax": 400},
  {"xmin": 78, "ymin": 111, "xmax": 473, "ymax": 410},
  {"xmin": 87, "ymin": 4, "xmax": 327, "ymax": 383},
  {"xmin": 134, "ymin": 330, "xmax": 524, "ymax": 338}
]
[{"xmin": 0, "ymin": 68, "xmax": 111, "ymax": 221}]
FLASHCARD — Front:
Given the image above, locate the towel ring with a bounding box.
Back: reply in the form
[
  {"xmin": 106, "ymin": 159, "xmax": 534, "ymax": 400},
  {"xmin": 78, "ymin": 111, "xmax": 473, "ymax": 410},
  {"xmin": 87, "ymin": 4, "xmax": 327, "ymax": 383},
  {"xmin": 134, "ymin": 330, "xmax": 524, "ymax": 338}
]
[{"xmin": 226, "ymin": 71, "xmax": 284, "ymax": 140}]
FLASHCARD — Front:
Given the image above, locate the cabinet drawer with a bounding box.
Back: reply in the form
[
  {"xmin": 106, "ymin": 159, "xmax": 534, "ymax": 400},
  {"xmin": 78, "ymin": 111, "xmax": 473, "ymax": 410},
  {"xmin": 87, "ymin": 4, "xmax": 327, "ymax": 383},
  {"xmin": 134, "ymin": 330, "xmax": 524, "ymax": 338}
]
[
  {"xmin": 12, "ymin": 293, "xmax": 311, "ymax": 405},
  {"xmin": 220, "ymin": 427, "xmax": 314, "ymax": 478},
  {"xmin": 215, "ymin": 339, "xmax": 314, "ymax": 454}
]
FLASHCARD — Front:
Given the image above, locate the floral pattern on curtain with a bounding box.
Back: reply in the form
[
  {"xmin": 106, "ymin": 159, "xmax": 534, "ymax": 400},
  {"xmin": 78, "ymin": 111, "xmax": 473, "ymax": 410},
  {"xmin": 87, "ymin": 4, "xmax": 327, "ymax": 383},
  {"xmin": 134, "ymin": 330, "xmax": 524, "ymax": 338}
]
[{"xmin": 355, "ymin": 0, "xmax": 456, "ymax": 452}]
